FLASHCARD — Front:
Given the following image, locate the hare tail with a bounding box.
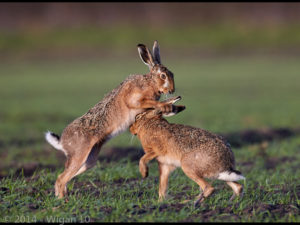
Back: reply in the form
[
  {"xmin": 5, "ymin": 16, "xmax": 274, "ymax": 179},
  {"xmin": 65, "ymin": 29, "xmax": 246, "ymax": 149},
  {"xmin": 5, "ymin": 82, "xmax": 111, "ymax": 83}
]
[
  {"xmin": 45, "ymin": 131, "xmax": 67, "ymax": 156},
  {"xmin": 218, "ymin": 169, "xmax": 245, "ymax": 182}
]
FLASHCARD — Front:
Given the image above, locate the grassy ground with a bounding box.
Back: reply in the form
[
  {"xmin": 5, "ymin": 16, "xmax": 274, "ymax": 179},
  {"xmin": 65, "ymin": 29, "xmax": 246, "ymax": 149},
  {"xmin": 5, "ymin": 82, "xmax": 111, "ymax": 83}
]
[{"xmin": 0, "ymin": 56, "xmax": 300, "ymax": 222}]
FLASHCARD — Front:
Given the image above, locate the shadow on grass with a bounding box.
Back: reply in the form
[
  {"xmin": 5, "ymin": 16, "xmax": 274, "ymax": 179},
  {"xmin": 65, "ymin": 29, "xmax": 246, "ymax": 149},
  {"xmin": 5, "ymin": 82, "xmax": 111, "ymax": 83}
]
[{"xmin": 221, "ymin": 126, "xmax": 300, "ymax": 148}]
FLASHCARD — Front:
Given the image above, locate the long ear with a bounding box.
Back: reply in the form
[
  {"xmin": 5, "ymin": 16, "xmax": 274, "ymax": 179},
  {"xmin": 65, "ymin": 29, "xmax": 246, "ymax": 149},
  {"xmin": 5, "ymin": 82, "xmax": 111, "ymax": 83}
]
[
  {"xmin": 137, "ymin": 44, "xmax": 155, "ymax": 69},
  {"xmin": 163, "ymin": 105, "xmax": 186, "ymax": 117},
  {"xmin": 152, "ymin": 40, "xmax": 161, "ymax": 64},
  {"xmin": 154, "ymin": 108, "xmax": 163, "ymax": 115},
  {"xmin": 135, "ymin": 111, "xmax": 147, "ymax": 121}
]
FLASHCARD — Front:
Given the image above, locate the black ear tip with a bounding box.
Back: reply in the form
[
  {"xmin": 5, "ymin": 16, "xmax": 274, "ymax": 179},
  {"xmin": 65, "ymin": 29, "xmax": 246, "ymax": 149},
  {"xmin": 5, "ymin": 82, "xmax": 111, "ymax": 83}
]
[
  {"xmin": 177, "ymin": 105, "xmax": 186, "ymax": 113},
  {"xmin": 137, "ymin": 44, "xmax": 146, "ymax": 48}
]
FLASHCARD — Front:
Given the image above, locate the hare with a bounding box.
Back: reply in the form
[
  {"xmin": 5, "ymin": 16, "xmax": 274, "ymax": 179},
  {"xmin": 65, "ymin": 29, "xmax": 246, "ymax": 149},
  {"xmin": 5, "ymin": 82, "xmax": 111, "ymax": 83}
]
[
  {"xmin": 45, "ymin": 41, "xmax": 180, "ymax": 199},
  {"xmin": 129, "ymin": 104, "xmax": 245, "ymax": 205}
]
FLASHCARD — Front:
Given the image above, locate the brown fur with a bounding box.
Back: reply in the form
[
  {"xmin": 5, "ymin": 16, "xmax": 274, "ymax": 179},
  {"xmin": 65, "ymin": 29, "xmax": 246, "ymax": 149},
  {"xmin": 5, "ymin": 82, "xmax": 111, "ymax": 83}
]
[
  {"xmin": 130, "ymin": 108, "xmax": 245, "ymax": 203},
  {"xmin": 45, "ymin": 41, "xmax": 180, "ymax": 199}
]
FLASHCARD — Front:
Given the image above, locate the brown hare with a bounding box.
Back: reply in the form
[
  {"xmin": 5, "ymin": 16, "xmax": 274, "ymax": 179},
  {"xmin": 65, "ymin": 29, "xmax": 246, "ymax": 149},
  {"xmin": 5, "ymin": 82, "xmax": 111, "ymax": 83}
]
[
  {"xmin": 45, "ymin": 41, "xmax": 180, "ymax": 199},
  {"xmin": 129, "ymin": 104, "xmax": 245, "ymax": 206}
]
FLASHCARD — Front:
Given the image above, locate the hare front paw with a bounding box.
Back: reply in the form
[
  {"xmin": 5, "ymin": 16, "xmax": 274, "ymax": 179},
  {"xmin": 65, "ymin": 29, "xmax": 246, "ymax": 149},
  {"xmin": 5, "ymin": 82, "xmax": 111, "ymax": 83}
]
[{"xmin": 139, "ymin": 162, "xmax": 149, "ymax": 178}]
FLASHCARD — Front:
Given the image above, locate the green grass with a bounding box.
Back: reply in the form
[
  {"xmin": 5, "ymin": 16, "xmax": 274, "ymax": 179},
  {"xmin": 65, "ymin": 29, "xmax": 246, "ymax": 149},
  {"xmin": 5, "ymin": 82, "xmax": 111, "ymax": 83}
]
[
  {"xmin": 0, "ymin": 56, "xmax": 300, "ymax": 222},
  {"xmin": 1, "ymin": 24, "xmax": 300, "ymax": 56}
]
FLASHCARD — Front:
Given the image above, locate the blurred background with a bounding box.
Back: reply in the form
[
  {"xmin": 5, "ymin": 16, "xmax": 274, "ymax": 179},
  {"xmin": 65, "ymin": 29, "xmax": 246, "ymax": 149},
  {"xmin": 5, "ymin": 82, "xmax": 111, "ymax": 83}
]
[
  {"xmin": 1, "ymin": 3, "xmax": 300, "ymax": 60},
  {"xmin": 1, "ymin": 3, "xmax": 300, "ymax": 176}
]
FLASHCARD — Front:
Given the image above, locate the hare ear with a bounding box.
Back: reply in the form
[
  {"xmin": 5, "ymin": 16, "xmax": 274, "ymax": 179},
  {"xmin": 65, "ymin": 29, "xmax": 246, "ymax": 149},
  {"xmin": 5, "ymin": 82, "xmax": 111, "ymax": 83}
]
[
  {"xmin": 135, "ymin": 112, "xmax": 144, "ymax": 121},
  {"xmin": 135, "ymin": 111, "xmax": 148, "ymax": 121},
  {"xmin": 146, "ymin": 108, "xmax": 162, "ymax": 118},
  {"xmin": 152, "ymin": 40, "xmax": 161, "ymax": 65},
  {"xmin": 163, "ymin": 105, "xmax": 186, "ymax": 117},
  {"xmin": 137, "ymin": 44, "xmax": 155, "ymax": 69},
  {"xmin": 153, "ymin": 108, "xmax": 163, "ymax": 116}
]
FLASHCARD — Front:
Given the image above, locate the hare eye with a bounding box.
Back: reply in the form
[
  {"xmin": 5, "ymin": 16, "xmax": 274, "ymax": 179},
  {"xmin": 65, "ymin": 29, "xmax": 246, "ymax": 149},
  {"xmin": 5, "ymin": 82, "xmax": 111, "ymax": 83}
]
[{"xmin": 160, "ymin": 74, "xmax": 166, "ymax": 80}]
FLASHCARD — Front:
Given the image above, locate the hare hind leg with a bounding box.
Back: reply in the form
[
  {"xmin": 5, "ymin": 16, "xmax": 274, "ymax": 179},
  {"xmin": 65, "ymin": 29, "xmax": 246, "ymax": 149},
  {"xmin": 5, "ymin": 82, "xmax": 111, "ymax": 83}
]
[
  {"xmin": 74, "ymin": 143, "xmax": 102, "ymax": 177},
  {"xmin": 181, "ymin": 164, "xmax": 214, "ymax": 206},
  {"xmin": 226, "ymin": 181, "xmax": 243, "ymax": 202},
  {"xmin": 55, "ymin": 144, "xmax": 95, "ymax": 199}
]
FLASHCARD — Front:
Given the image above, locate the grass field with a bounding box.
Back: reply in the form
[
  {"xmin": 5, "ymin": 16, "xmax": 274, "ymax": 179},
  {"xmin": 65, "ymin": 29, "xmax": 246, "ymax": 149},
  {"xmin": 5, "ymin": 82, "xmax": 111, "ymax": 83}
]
[
  {"xmin": 0, "ymin": 55, "xmax": 300, "ymax": 222},
  {"xmin": 2, "ymin": 24, "xmax": 300, "ymax": 61}
]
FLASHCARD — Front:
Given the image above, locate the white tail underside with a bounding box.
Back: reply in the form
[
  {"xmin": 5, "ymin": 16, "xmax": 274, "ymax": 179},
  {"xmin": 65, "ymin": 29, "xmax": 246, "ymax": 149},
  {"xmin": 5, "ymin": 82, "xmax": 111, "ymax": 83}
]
[
  {"xmin": 45, "ymin": 131, "xmax": 66, "ymax": 155},
  {"xmin": 218, "ymin": 171, "xmax": 245, "ymax": 182}
]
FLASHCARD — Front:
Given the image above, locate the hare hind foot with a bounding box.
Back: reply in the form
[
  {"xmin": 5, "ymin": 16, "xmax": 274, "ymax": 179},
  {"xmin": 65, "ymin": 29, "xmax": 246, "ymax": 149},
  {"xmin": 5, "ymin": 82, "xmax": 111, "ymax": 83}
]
[{"xmin": 194, "ymin": 186, "xmax": 215, "ymax": 207}]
